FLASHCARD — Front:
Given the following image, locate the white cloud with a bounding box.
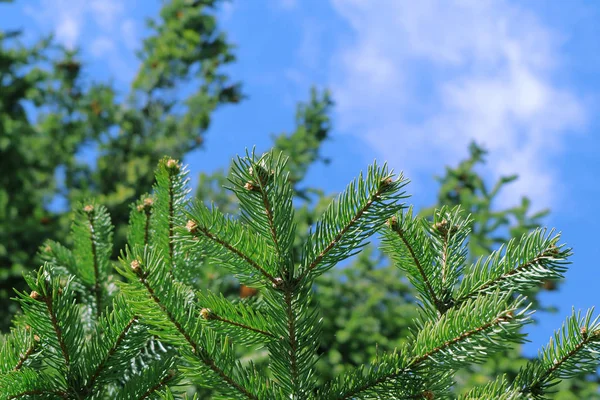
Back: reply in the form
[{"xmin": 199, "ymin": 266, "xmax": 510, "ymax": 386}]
[
  {"xmin": 90, "ymin": 0, "xmax": 124, "ymax": 30},
  {"xmin": 90, "ymin": 37, "xmax": 115, "ymax": 57},
  {"xmin": 121, "ymin": 19, "xmax": 138, "ymax": 51},
  {"xmin": 25, "ymin": 0, "xmax": 138, "ymax": 81},
  {"xmin": 329, "ymin": 0, "xmax": 586, "ymax": 208},
  {"xmin": 277, "ymin": 0, "xmax": 298, "ymax": 10}
]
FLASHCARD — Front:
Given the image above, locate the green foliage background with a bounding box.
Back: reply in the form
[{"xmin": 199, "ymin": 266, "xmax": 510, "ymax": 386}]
[{"xmin": 0, "ymin": 0, "xmax": 598, "ymax": 397}]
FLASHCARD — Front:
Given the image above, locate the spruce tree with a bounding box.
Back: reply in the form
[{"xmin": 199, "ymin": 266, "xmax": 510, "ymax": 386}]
[{"xmin": 1, "ymin": 150, "xmax": 599, "ymax": 399}]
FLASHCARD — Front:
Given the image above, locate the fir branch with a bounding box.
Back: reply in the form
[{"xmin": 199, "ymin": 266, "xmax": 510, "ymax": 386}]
[
  {"xmin": 197, "ymin": 292, "xmax": 277, "ymax": 343},
  {"xmin": 150, "ymin": 157, "xmax": 190, "ymax": 279},
  {"xmin": 12, "ymin": 338, "xmax": 36, "ymax": 372},
  {"xmin": 456, "ymin": 229, "xmax": 569, "ymax": 306},
  {"xmin": 264, "ymin": 285, "xmax": 321, "ymax": 398},
  {"xmin": 0, "ymin": 328, "xmax": 38, "ymax": 374},
  {"xmin": 426, "ymin": 206, "xmax": 471, "ymax": 307},
  {"xmin": 71, "ymin": 201, "xmax": 114, "ymax": 316},
  {"xmin": 1, "ymin": 369, "xmax": 70, "ymax": 400},
  {"xmin": 204, "ymin": 311, "xmax": 276, "ymax": 340},
  {"xmin": 395, "ymin": 224, "xmax": 441, "ymax": 311},
  {"xmin": 118, "ymin": 248, "xmax": 260, "ymax": 400},
  {"xmin": 129, "ymin": 195, "xmax": 154, "ymax": 249},
  {"xmin": 86, "ymin": 211, "xmax": 102, "ymax": 316},
  {"xmin": 181, "ymin": 201, "xmax": 279, "ymax": 285},
  {"xmin": 8, "ymin": 389, "xmax": 69, "ymax": 399},
  {"xmin": 459, "ymin": 375, "xmax": 520, "ymax": 400},
  {"xmin": 138, "ymin": 370, "xmax": 177, "ymax": 400},
  {"xmin": 229, "ymin": 151, "xmax": 296, "ymax": 277},
  {"xmin": 285, "ymin": 289, "xmax": 300, "ymax": 391},
  {"xmin": 300, "ymin": 162, "xmax": 408, "ymax": 281},
  {"xmin": 17, "ymin": 266, "xmax": 85, "ymax": 375},
  {"xmin": 82, "ymin": 315, "xmax": 139, "ymax": 394},
  {"xmin": 138, "ymin": 275, "xmax": 256, "ymax": 399},
  {"xmin": 382, "ymin": 207, "xmax": 442, "ymax": 312},
  {"xmin": 326, "ymin": 293, "xmax": 529, "ymax": 399},
  {"xmin": 513, "ymin": 309, "xmax": 600, "ymax": 398},
  {"xmin": 116, "ymin": 357, "xmax": 180, "ymax": 400},
  {"xmin": 44, "ymin": 291, "xmax": 69, "ymax": 366}
]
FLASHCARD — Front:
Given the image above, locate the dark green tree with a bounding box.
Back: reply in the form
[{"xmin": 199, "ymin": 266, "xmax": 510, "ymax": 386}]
[
  {"xmin": 1, "ymin": 150, "xmax": 599, "ymax": 399},
  {"xmin": 0, "ymin": 0, "xmax": 240, "ymax": 330}
]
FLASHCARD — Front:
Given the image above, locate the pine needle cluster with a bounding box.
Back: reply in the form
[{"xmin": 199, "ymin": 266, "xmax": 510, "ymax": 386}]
[{"xmin": 1, "ymin": 151, "xmax": 598, "ymax": 399}]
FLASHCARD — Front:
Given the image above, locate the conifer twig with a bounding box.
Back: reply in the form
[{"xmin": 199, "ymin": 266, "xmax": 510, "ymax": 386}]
[
  {"xmin": 394, "ymin": 228, "xmax": 442, "ymax": 312},
  {"xmin": 135, "ymin": 271, "xmax": 258, "ymax": 400}
]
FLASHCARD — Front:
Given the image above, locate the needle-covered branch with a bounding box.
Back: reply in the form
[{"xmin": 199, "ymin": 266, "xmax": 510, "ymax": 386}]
[
  {"xmin": 179, "ymin": 200, "xmax": 279, "ymax": 285},
  {"xmin": 456, "ymin": 228, "xmax": 570, "ymax": 306},
  {"xmin": 117, "ymin": 247, "xmax": 268, "ymax": 399},
  {"xmin": 196, "ymin": 291, "xmax": 278, "ymax": 345},
  {"xmin": 325, "ymin": 292, "xmax": 530, "ymax": 399},
  {"xmin": 1, "ymin": 148, "xmax": 598, "ymax": 398},
  {"xmin": 512, "ymin": 309, "xmax": 600, "ymax": 398},
  {"xmin": 301, "ymin": 162, "xmax": 408, "ymax": 281},
  {"xmin": 229, "ymin": 151, "xmax": 296, "ymax": 278}
]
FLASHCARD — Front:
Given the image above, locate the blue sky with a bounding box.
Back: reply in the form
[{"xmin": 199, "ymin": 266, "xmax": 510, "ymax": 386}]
[{"xmin": 2, "ymin": 0, "xmax": 599, "ymax": 357}]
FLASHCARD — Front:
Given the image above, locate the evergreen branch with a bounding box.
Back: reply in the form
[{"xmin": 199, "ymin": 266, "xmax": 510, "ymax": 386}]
[
  {"xmin": 264, "ymin": 285, "xmax": 321, "ymax": 398},
  {"xmin": 327, "ymin": 293, "xmax": 529, "ymax": 399},
  {"xmin": 71, "ymin": 201, "xmax": 114, "ymax": 316},
  {"xmin": 150, "ymin": 157, "xmax": 190, "ymax": 279},
  {"xmin": 137, "ymin": 274, "xmax": 257, "ymax": 399},
  {"xmin": 229, "ymin": 151, "xmax": 296, "ymax": 277},
  {"xmin": 43, "ymin": 288, "xmax": 70, "ymax": 366},
  {"xmin": 80, "ymin": 295, "xmax": 150, "ymax": 395},
  {"xmin": 86, "ymin": 211, "xmax": 102, "ymax": 317},
  {"xmin": 426, "ymin": 206, "xmax": 471, "ymax": 306},
  {"xmin": 459, "ymin": 375, "xmax": 520, "ymax": 399},
  {"xmin": 206, "ymin": 312, "xmax": 276, "ymax": 340},
  {"xmin": 300, "ymin": 162, "xmax": 408, "ymax": 280},
  {"xmin": 396, "ymin": 225, "xmax": 441, "ymax": 311},
  {"xmin": 18, "ymin": 267, "xmax": 85, "ymax": 370},
  {"xmin": 37, "ymin": 241, "xmax": 87, "ymax": 294},
  {"xmin": 116, "ymin": 357, "xmax": 180, "ymax": 400},
  {"xmin": 1, "ymin": 369, "xmax": 69, "ymax": 400},
  {"xmin": 513, "ymin": 309, "xmax": 600, "ymax": 398},
  {"xmin": 285, "ymin": 289, "xmax": 300, "ymax": 391},
  {"xmin": 12, "ymin": 339, "xmax": 36, "ymax": 373},
  {"xmin": 456, "ymin": 229, "xmax": 569, "ymax": 306},
  {"xmin": 381, "ymin": 207, "xmax": 442, "ymax": 312},
  {"xmin": 180, "ymin": 201, "xmax": 279, "ymax": 285},
  {"xmin": 8, "ymin": 389, "xmax": 69, "ymax": 400},
  {"xmin": 117, "ymin": 248, "xmax": 260, "ymax": 400},
  {"xmin": 197, "ymin": 291, "xmax": 277, "ymax": 344},
  {"xmin": 138, "ymin": 370, "xmax": 177, "ymax": 400},
  {"xmin": 0, "ymin": 328, "xmax": 38, "ymax": 374},
  {"xmin": 319, "ymin": 350, "xmax": 450, "ymax": 400},
  {"xmin": 129, "ymin": 195, "xmax": 154, "ymax": 249},
  {"xmin": 85, "ymin": 316, "xmax": 138, "ymax": 390}
]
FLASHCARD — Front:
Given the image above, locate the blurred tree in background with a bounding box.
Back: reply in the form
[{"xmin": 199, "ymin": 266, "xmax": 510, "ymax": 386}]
[
  {"xmin": 0, "ymin": 0, "xmax": 598, "ymax": 397},
  {"xmin": 0, "ymin": 0, "xmax": 240, "ymax": 329}
]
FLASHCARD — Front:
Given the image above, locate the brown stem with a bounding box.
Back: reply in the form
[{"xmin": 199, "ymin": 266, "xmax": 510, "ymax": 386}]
[
  {"xmin": 210, "ymin": 314, "xmax": 276, "ymax": 340},
  {"xmin": 12, "ymin": 341, "xmax": 36, "ymax": 371},
  {"xmin": 44, "ymin": 294, "xmax": 70, "ymax": 366}
]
